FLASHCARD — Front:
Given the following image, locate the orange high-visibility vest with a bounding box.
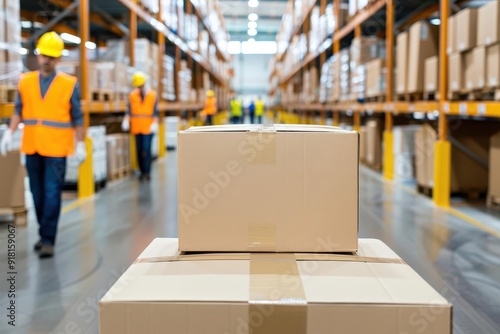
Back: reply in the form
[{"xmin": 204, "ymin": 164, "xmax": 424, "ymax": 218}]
[
  {"xmin": 204, "ymin": 96, "xmax": 217, "ymax": 115},
  {"xmin": 20, "ymin": 71, "xmax": 77, "ymax": 157},
  {"xmin": 129, "ymin": 89, "xmax": 156, "ymax": 135}
]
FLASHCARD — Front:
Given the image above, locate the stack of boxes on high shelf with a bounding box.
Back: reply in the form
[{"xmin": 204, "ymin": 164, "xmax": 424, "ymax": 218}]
[
  {"xmin": 0, "ymin": 0, "xmax": 22, "ymax": 103},
  {"xmin": 100, "ymin": 124, "xmax": 452, "ymax": 334}
]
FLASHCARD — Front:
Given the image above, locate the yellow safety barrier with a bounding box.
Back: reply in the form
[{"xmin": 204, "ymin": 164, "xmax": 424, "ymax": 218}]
[
  {"xmin": 433, "ymin": 140, "xmax": 451, "ymax": 207},
  {"xmin": 78, "ymin": 136, "xmax": 95, "ymax": 198},
  {"xmin": 383, "ymin": 131, "xmax": 394, "ymax": 180}
]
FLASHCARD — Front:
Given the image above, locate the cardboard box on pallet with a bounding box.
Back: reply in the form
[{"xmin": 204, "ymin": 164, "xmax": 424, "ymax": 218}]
[
  {"xmin": 464, "ymin": 50, "xmax": 475, "ymax": 91},
  {"xmin": 489, "ymin": 132, "xmax": 500, "ymax": 202},
  {"xmin": 486, "ymin": 43, "xmax": 500, "ymax": 88},
  {"xmin": 448, "ymin": 52, "xmax": 464, "ymax": 93},
  {"xmin": 366, "ymin": 120, "xmax": 382, "ymax": 171},
  {"xmin": 0, "ymin": 151, "xmax": 25, "ymax": 209},
  {"xmin": 366, "ymin": 58, "xmax": 385, "ymax": 98},
  {"xmin": 474, "ymin": 46, "xmax": 487, "ymax": 90},
  {"xmin": 178, "ymin": 124, "xmax": 359, "ymax": 253},
  {"xmin": 407, "ymin": 21, "xmax": 439, "ymax": 94},
  {"xmin": 100, "ymin": 238, "xmax": 452, "ymax": 334},
  {"xmin": 424, "ymin": 56, "xmax": 438, "ymax": 93},
  {"xmin": 415, "ymin": 124, "xmax": 436, "ymax": 188},
  {"xmin": 447, "ymin": 15, "xmax": 456, "ymax": 54},
  {"xmin": 477, "ymin": 1, "xmax": 500, "ymax": 47},
  {"xmin": 456, "ymin": 8, "xmax": 478, "ymax": 52},
  {"xmin": 396, "ymin": 31, "xmax": 409, "ymax": 94}
]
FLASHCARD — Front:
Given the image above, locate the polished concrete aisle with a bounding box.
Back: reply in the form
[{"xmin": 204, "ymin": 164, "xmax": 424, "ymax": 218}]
[{"xmin": 0, "ymin": 152, "xmax": 499, "ymax": 334}]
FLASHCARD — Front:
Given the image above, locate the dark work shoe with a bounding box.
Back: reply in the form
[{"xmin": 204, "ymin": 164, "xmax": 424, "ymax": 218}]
[
  {"xmin": 34, "ymin": 240, "xmax": 43, "ymax": 252},
  {"xmin": 38, "ymin": 244, "xmax": 54, "ymax": 258},
  {"xmin": 145, "ymin": 174, "xmax": 151, "ymax": 181}
]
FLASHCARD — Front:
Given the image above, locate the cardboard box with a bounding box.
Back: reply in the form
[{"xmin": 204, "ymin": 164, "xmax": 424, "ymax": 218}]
[
  {"xmin": 477, "ymin": 1, "xmax": 500, "ymax": 46},
  {"xmin": 489, "ymin": 132, "xmax": 500, "ymax": 200},
  {"xmin": 486, "ymin": 43, "xmax": 500, "ymax": 87},
  {"xmin": 0, "ymin": 151, "xmax": 25, "ymax": 208},
  {"xmin": 100, "ymin": 238, "xmax": 452, "ymax": 334},
  {"xmin": 424, "ymin": 56, "xmax": 438, "ymax": 93},
  {"xmin": 415, "ymin": 124, "xmax": 436, "ymax": 188},
  {"xmin": 456, "ymin": 8, "xmax": 478, "ymax": 52},
  {"xmin": 408, "ymin": 21, "xmax": 439, "ymax": 93},
  {"xmin": 464, "ymin": 50, "xmax": 475, "ymax": 91},
  {"xmin": 366, "ymin": 58, "xmax": 385, "ymax": 98},
  {"xmin": 448, "ymin": 52, "xmax": 463, "ymax": 92},
  {"xmin": 447, "ymin": 15, "xmax": 456, "ymax": 54},
  {"xmin": 396, "ymin": 31, "xmax": 409, "ymax": 94},
  {"xmin": 178, "ymin": 124, "xmax": 359, "ymax": 253},
  {"xmin": 474, "ymin": 46, "xmax": 486, "ymax": 89},
  {"xmin": 366, "ymin": 120, "xmax": 382, "ymax": 171}
]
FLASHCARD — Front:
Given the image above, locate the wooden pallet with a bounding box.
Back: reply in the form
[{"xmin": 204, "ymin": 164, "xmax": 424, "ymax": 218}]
[
  {"xmin": 108, "ymin": 167, "xmax": 132, "ymax": 181},
  {"xmin": 91, "ymin": 89, "xmax": 115, "ymax": 102},
  {"xmin": 417, "ymin": 185, "xmax": 433, "ymax": 198},
  {"xmin": 448, "ymin": 88, "xmax": 500, "ymax": 101},
  {"xmin": 395, "ymin": 92, "xmax": 424, "ymax": 102},
  {"xmin": 0, "ymin": 85, "xmax": 17, "ymax": 103},
  {"xmin": 0, "ymin": 207, "xmax": 28, "ymax": 227},
  {"xmin": 365, "ymin": 95, "xmax": 385, "ymax": 103},
  {"xmin": 423, "ymin": 91, "xmax": 439, "ymax": 101},
  {"xmin": 487, "ymin": 194, "xmax": 500, "ymax": 210}
]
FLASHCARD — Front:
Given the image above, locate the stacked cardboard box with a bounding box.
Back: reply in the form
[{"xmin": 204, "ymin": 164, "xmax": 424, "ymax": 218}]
[
  {"xmin": 106, "ymin": 134, "xmax": 131, "ymax": 180},
  {"xmin": 165, "ymin": 116, "xmax": 180, "ymax": 149},
  {"xmin": 365, "ymin": 58, "xmax": 386, "ymax": 98},
  {"xmin": 66, "ymin": 126, "xmax": 107, "ymax": 184},
  {"xmin": 101, "ymin": 124, "xmax": 452, "ymax": 334},
  {"xmin": 424, "ymin": 55, "xmax": 439, "ymax": 96},
  {"xmin": 393, "ymin": 125, "xmax": 421, "ymax": 182},
  {"xmin": 0, "ymin": 150, "xmax": 25, "ymax": 210},
  {"xmin": 339, "ymin": 48, "xmax": 351, "ymax": 101},
  {"xmin": 366, "ymin": 119, "xmax": 382, "ymax": 171},
  {"xmin": 0, "ymin": 0, "xmax": 23, "ymax": 95},
  {"xmin": 161, "ymin": 54, "xmax": 176, "ymax": 101},
  {"xmin": 350, "ymin": 37, "xmax": 383, "ymax": 101}
]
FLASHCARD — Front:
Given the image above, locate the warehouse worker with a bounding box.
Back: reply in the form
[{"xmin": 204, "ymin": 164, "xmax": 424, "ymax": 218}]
[
  {"xmin": 202, "ymin": 89, "xmax": 217, "ymax": 125},
  {"xmin": 0, "ymin": 32, "xmax": 86, "ymax": 259},
  {"xmin": 121, "ymin": 72, "xmax": 158, "ymax": 182},
  {"xmin": 230, "ymin": 97, "xmax": 242, "ymax": 124},
  {"xmin": 248, "ymin": 100, "xmax": 256, "ymax": 124},
  {"xmin": 255, "ymin": 97, "xmax": 265, "ymax": 124}
]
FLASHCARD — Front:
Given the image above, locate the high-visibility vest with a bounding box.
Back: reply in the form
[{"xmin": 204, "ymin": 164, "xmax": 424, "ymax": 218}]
[
  {"xmin": 20, "ymin": 71, "xmax": 77, "ymax": 157},
  {"xmin": 204, "ymin": 96, "xmax": 217, "ymax": 115},
  {"xmin": 255, "ymin": 99, "xmax": 265, "ymax": 116},
  {"xmin": 230, "ymin": 99, "xmax": 242, "ymax": 117},
  {"xmin": 129, "ymin": 89, "xmax": 156, "ymax": 135}
]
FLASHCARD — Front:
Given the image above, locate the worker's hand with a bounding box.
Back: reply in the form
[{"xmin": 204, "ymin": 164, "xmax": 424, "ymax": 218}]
[
  {"xmin": 150, "ymin": 121, "xmax": 158, "ymax": 134},
  {"xmin": 75, "ymin": 141, "xmax": 87, "ymax": 165},
  {"xmin": 0, "ymin": 129, "xmax": 13, "ymax": 157},
  {"xmin": 121, "ymin": 117, "xmax": 130, "ymax": 132}
]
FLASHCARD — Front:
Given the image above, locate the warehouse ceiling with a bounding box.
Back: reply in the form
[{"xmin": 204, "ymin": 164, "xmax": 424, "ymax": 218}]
[{"xmin": 218, "ymin": 0, "xmax": 288, "ymax": 41}]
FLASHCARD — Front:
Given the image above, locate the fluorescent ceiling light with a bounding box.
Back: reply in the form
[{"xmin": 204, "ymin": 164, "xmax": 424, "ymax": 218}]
[
  {"xmin": 430, "ymin": 18, "xmax": 441, "ymax": 25},
  {"xmin": 248, "ymin": 0, "xmax": 259, "ymax": 8},
  {"xmin": 241, "ymin": 41, "xmax": 277, "ymax": 54},
  {"xmin": 248, "ymin": 28, "xmax": 257, "ymax": 36},
  {"xmin": 227, "ymin": 41, "xmax": 242, "ymax": 54},
  {"xmin": 19, "ymin": 47, "xmax": 28, "ymax": 55},
  {"xmin": 248, "ymin": 21, "xmax": 257, "ymax": 29},
  {"xmin": 60, "ymin": 33, "xmax": 81, "ymax": 44},
  {"xmin": 21, "ymin": 21, "xmax": 32, "ymax": 29},
  {"xmin": 61, "ymin": 49, "xmax": 70, "ymax": 56},
  {"xmin": 248, "ymin": 13, "xmax": 258, "ymax": 21},
  {"xmin": 85, "ymin": 41, "xmax": 97, "ymax": 49}
]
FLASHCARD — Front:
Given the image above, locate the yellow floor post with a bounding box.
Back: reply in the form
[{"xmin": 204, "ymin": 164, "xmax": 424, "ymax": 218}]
[
  {"xmin": 130, "ymin": 133, "xmax": 138, "ymax": 171},
  {"xmin": 383, "ymin": 131, "xmax": 394, "ymax": 180},
  {"xmin": 433, "ymin": 140, "xmax": 451, "ymax": 207},
  {"xmin": 158, "ymin": 121, "xmax": 166, "ymax": 158},
  {"xmin": 78, "ymin": 136, "xmax": 94, "ymax": 198}
]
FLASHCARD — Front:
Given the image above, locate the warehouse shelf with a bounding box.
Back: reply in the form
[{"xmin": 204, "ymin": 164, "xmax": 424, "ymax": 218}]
[
  {"xmin": 445, "ymin": 102, "xmax": 500, "ymax": 118},
  {"xmin": 189, "ymin": 0, "xmax": 230, "ymax": 62},
  {"xmin": 275, "ymin": 0, "xmax": 318, "ymax": 63},
  {"xmin": 117, "ymin": 0, "xmax": 228, "ymax": 86}
]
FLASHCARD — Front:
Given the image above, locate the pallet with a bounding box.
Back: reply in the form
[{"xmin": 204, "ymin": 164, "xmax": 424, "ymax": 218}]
[
  {"xmin": 448, "ymin": 88, "xmax": 500, "ymax": 101},
  {"xmin": 0, "ymin": 85, "xmax": 17, "ymax": 103},
  {"xmin": 395, "ymin": 92, "xmax": 424, "ymax": 102},
  {"xmin": 0, "ymin": 207, "xmax": 28, "ymax": 226},
  {"xmin": 423, "ymin": 91, "xmax": 439, "ymax": 101},
  {"xmin": 115, "ymin": 92, "xmax": 127, "ymax": 103},
  {"xmin": 487, "ymin": 194, "xmax": 500, "ymax": 210},
  {"xmin": 108, "ymin": 167, "xmax": 132, "ymax": 181},
  {"xmin": 365, "ymin": 95, "xmax": 385, "ymax": 103},
  {"xmin": 91, "ymin": 89, "xmax": 115, "ymax": 102},
  {"xmin": 417, "ymin": 185, "xmax": 433, "ymax": 198}
]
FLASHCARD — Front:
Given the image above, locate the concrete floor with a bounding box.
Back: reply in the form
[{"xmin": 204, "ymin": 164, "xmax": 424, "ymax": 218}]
[{"xmin": 0, "ymin": 152, "xmax": 499, "ymax": 334}]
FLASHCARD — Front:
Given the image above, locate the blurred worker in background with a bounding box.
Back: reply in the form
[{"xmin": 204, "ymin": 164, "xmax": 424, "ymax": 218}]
[
  {"xmin": 0, "ymin": 32, "xmax": 86, "ymax": 258},
  {"xmin": 255, "ymin": 97, "xmax": 265, "ymax": 124},
  {"xmin": 121, "ymin": 72, "xmax": 158, "ymax": 182},
  {"xmin": 203, "ymin": 89, "xmax": 217, "ymax": 125},
  {"xmin": 230, "ymin": 96, "xmax": 243, "ymax": 124},
  {"xmin": 248, "ymin": 100, "xmax": 256, "ymax": 124}
]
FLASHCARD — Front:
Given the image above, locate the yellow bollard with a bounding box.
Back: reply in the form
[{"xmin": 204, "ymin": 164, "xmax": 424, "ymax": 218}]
[
  {"xmin": 433, "ymin": 140, "xmax": 451, "ymax": 207},
  {"xmin": 78, "ymin": 136, "xmax": 94, "ymax": 198},
  {"xmin": 383, "ymin": 131, "xmax": 394, "ymax": 181}
]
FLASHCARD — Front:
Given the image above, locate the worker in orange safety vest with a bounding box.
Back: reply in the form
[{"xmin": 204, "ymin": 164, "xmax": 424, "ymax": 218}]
[
  {"xmin": 121, "ymin": 72, "xmax": 158, "ymax": 181},
  {"xmin": 202, "ymin": 89, "xmax": 217, "ymax": 125},
  {"xmin": 0, "ymin": 32, "xmax": 86, "ymax": 258}
]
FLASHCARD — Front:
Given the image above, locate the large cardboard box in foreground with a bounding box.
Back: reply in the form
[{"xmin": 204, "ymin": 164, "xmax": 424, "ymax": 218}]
[
  {"xmin": 100, "ymin": 238, "xmax": 452, "ymax": 334},
  {"xmin": 0, "ymin": 151, "xmax": 25, "ymax": 208},
  {"xmin": 178, "ymin": 124, "xmax": 359, "ymax": 253}
]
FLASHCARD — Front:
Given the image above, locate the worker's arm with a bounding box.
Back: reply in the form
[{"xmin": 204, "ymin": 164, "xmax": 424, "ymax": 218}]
[
  {"xmin": 70, "ymin": 83, "xmax": 85, "ymax": 140},
  {"xmin": 10, "ymin": 92, "xmax": 23, "ymax": 132}
]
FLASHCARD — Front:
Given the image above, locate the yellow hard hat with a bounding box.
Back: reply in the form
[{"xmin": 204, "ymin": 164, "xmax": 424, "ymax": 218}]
[
  {"xmin": 132, "ymin": 72, "xmax": 147, "ymax": 87},
  {"xmin": 36, "ymin": 32, "xmax": 64, "ymax": 58},
  {"xmin": 206, "ymin": 90, "xmax": 215, "ymax": 97}
]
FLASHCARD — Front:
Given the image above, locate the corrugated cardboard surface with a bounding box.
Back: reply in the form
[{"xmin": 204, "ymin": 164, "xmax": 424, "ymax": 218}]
[
  {"xmin": 486, "ymin": 43, "xmax": 500, "ymax": 88},
  {"xmin": 178, "ymin": 125, "xmax": 359, "ymax": 253},
  {"xmin": 396, "ymin": 31, "xmax": 409, "ymax": 94},
  {"xmin": 424, "ymin": 56, "xmax": 438, "ymax": 93},
  {"xmin": 490, "ymin": 132, "xmax": 500, "ymax": 198},
  {"xmin": 448, "ymin": 52, "xmax": 463, "ymax": 92},
  {"xmin": 456, "ymin": 8, "xmax": 478, "ymax": 52},
  {"xmin": 100, "ymin": 238, "xmax": 452, "ymax": 334},
  {"xmin": 415, "ymin": 124, "xmax": 436, "ymax": 188},
  {"xmin": 464, "ymin": 50, "xmax": 475, "ymax": 91},
  {"xmin": 474, "ymin": 46, "xmax": 487, "ymax": 89},
  {"xmin": 477, "ymin": 1, "xmax": 499, "ymax": 46},
  {"xmin": 0, "ymin": 151, "xmax": 25, "ymax": 208},
  {"xmin": 366, "ymin": 120, "xmax": 382, "ymax": 171},
  {"xmin": 408, "ymin": 21, "xmax": 439, "ymax": 93},
  {"xmin": 447, "ymin": 15, "xmax": 456, "ymax": 54}
]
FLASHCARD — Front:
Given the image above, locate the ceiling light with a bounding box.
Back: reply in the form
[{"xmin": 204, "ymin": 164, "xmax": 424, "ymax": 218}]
[
  {"xmin": 248, "ymin": 21, "xmax": 257, "ymax": 29},
  {"xmin": 60, "ymin": 33, "xmax": 81, "ymax": 44},
  {"xmin": 248, "ymin": 28, "xmax": 257, "ymax": 36},
  {"xmin": 85, "ymin": 41, "xmax": 97, "ymax": 49},
  {"xmin": 248, "ymin": 0, "xmax": 259, "ymax": 8},
  {"xmin": 248, "ymin": 13, "xmax": 258, "ymax": 21},
  {"xmin": 248, "ymin": 38, "xmax": 255, "ymax": 43},
  {"xmin": 19, "ymin": 47, "xmax": 28, "ymax": 55},
  {"xmin": 21, "ymin": 21, "xmax": 32, "ymax": 29},
  {"xmin": 430, "ymin": 18, "xmax": 441, "ymax": 25}
]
